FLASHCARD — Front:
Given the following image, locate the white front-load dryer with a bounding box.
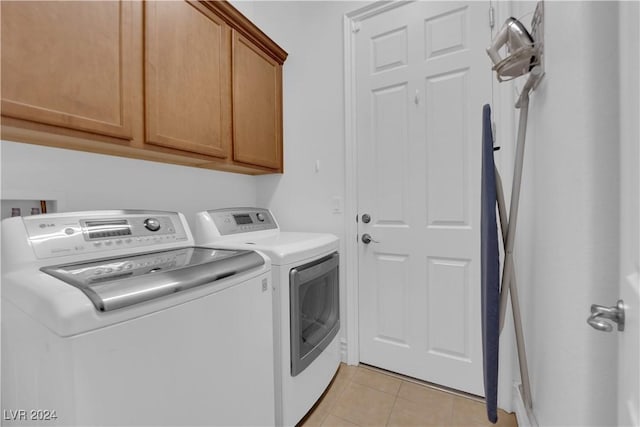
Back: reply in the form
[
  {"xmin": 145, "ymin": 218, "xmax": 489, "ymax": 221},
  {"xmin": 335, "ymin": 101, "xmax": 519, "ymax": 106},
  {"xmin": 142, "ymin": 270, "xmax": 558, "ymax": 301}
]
[
  {"xmin": 195, "ymin": 208, "xmax": 341, "ymax": 427},
  {"xmin": 1, "ymin": 210, "xmax": 275, "ymax": 426}
]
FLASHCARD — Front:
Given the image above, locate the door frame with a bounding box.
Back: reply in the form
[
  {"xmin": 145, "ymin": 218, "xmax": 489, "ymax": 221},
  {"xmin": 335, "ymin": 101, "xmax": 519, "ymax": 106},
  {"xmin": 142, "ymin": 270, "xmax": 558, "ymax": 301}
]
[
  {"xmin": 342, "ymin": 0, "xmax": 415, "ymax": 367},
  {"xmin": 617, "ymin": 1, "xmax": 639, "ymax": 425}
]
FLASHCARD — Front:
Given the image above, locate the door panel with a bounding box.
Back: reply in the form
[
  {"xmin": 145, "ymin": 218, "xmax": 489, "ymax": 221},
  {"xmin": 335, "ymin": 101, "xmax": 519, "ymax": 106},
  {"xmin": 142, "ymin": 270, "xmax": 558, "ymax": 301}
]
[
  {"xmin": 372, "ymin": 28, "xmax": 408, "ymax": 73},
  {"xmin": 357, "ymin": 1, "xmax": 490, "ymax": 395},
  {"xmin": 425, "ymin": 70, "xmax": 470, "ymax": 226},
  {"xmin": 372, "ymin": 83, "xmax": 410, "ymax": 224},
  {"xmin": 424, "ymin": 6, "xmax": 468, "ymax": 59},
  {"xmin": 427, "ymin": 257, "xmax": 470, "ymax": 359},
  {"xmin": 374, "ymin": 253, "xmax": 410, "ymax": 345}
]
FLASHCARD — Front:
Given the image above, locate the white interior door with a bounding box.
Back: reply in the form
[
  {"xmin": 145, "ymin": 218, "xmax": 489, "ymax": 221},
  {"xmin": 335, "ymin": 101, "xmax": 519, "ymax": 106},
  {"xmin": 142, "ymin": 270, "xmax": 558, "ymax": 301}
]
[
  {"xmin": 618, "ymin": 2, "xmax": 639, "ymax": 425},
  {"xmin": 356, "ymin": 1, "xmax": 491, "ymax": 395}
]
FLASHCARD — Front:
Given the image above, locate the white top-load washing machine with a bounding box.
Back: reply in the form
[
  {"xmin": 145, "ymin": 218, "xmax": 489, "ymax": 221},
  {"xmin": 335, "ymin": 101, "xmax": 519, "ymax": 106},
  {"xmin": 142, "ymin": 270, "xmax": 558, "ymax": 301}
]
[
  {"xmin": 195, "ymin": 208, "xmax": 341, "ymax": 427},
  {"xmin": 2, "ymin": 210, "xmax": 275, "ymax": 426}
]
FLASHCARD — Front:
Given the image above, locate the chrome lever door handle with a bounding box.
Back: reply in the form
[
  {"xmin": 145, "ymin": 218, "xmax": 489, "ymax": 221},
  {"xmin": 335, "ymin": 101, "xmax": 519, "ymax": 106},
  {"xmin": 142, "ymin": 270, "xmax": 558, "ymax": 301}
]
[
  {"xmin": 587, "ymin": 313, "xmax": 614, "ymax": 332},
  {"xmin": 361, "ymin": 234, "xmax": 379, "ymax": 244},
  {"xmin": 587, "ymin": 300, "xmax": 625, "ymax": 332}
]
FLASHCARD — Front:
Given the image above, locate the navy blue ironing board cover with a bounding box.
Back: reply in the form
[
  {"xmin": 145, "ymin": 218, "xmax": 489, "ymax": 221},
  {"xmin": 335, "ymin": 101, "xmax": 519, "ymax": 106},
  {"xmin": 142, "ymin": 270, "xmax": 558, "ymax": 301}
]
[{"xmin": 481, "ymin": 104, "xmax": 500, "ymax": 423}]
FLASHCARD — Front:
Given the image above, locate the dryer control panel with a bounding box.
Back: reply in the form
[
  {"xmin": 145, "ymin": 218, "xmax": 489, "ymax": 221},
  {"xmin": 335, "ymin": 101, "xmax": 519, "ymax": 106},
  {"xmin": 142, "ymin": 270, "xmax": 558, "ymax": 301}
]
[
  {"xmin": 205, "ymin": 208, "xmax": 277, "ymax": 235},
  {"xmin": 22, "ymin": 210, "xmax": 189, "ymax": 259}
]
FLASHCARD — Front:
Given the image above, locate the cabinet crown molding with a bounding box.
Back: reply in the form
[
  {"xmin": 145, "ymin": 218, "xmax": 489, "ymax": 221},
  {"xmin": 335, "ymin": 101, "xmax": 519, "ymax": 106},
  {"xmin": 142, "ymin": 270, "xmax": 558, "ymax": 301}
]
[{"xmin": 203, "ymin": 0, "xmax": 288, "ymax": 64}]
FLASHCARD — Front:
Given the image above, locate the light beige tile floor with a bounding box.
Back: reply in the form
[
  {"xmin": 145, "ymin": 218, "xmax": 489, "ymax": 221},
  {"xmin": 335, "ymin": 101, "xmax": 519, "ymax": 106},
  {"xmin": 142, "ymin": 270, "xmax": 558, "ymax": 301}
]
[{"xmin": 297, "ymin": 364, "xmax": 518, "ymax": 427}]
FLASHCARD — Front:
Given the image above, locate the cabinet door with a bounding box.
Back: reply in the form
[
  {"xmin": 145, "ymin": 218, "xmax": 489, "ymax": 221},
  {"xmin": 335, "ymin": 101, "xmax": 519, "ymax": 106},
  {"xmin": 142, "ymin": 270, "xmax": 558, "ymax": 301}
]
[
  {"xmin": 232, "ymin": 31, "xmax": 283, "ymax": 170},
  {"xmin": 145, "ymin": 1, "xmax": 231, "ymax": 159},
  {"xmin": 1, "ymin": 1, "xmax": 136, "ymax": 140}
]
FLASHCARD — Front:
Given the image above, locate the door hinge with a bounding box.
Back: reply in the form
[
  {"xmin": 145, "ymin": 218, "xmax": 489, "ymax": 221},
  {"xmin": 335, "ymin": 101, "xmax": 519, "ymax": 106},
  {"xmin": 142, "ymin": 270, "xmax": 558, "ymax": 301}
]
[
  {"xmin": 352, "ymin": 21, "xmax": 361, "ymax": 34},
  {"xmin": 489, "ymin": 6, "xmax": 495, "ymax": 29},
  {"xmin": 492, "ymin": 120, "xmax": 497, "ymax": 143}
]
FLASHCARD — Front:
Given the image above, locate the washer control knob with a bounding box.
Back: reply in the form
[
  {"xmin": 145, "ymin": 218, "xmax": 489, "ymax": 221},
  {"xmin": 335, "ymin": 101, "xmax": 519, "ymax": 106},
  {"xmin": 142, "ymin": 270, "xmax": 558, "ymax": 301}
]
[
  {"xmin": 256, "ymin": 212, "xmax": 265, "ymax": 222},
  {"xmin": 144, "ymin": 218, "xmax": 161, "ymax": 232}
]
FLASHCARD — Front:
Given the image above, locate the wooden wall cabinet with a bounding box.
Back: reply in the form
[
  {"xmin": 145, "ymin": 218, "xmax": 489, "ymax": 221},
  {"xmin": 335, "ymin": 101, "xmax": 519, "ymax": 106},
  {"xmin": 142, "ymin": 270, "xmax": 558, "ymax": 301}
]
[
  {"xmin": 1, "ymin": 1, "xmax": 287, "ymax": 175},
  {"xmin": 232, "ymin": 30, "xmax": 283, "ymax": 170},
  {"xmin": 145, "ymin": 1, "xmax": 231, "ymax": 160},
  {"xmin": 1, "ymin": 1, "xmax": 138, "ymax": 141}
]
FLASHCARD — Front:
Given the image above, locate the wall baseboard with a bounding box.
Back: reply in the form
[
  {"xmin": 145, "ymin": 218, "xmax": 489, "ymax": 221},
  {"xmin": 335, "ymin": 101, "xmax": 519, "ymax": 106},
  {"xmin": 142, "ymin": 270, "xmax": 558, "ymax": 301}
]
[{"xmin": 513, "ymin": 383, "xmax": 539, "ymax": 427}]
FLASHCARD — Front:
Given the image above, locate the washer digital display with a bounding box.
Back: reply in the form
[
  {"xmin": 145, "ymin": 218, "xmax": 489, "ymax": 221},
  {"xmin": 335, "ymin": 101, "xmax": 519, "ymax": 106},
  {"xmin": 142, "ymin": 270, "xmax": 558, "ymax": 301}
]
[{"xmin": 85, "ymin": 220, "xmax": 132, "ymax": 239}]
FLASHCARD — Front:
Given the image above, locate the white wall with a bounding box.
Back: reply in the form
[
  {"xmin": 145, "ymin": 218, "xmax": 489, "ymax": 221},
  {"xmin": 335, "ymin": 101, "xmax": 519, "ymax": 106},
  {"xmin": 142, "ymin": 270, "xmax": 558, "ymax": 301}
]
[
  {"xmin": 248, "ymin": 1, "xmax": 357, "ymax": 234},
  {"xmin": 513, "ymin": 2, "xmax": 620, "ymax": 425},
  {"xmin": 240, "ymin": 1, "xmax": 361, "ymax": 355},
  {"xmin": 228, "ymin": 0, "xmax": 255, "ymax": 23},
  {"xmin": 0, "ymin": 141, "xmax": 257, "ymax": 230}
]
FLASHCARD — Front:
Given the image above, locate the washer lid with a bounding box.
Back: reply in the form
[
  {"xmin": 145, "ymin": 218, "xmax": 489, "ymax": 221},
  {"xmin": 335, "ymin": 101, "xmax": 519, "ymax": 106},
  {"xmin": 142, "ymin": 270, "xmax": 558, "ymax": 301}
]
[{"xmin": 41, "ymin": 247, "xmax": 264, "ymax": 312}]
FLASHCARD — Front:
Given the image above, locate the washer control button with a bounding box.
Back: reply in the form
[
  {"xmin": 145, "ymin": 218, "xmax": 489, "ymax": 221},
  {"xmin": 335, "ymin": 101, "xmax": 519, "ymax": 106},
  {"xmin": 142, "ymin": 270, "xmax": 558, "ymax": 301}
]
[{"xmin": 256, "ymin": 213, "xmax": 265, "ymax": 222}]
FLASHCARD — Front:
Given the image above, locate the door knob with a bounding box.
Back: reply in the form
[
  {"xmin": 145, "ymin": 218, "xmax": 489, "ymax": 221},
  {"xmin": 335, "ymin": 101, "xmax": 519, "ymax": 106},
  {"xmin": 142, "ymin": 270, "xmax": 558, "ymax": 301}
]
[
  {"xmin": 587, "ymin": 300, "xmax": 625, "ymax": 332},
  {"xmin": 361, "ymin": 214, "xmax": 371, "ymax": 224},
  {"xmin": 361, "ymin": 233, "xmax": 379, "ymax": 244}
]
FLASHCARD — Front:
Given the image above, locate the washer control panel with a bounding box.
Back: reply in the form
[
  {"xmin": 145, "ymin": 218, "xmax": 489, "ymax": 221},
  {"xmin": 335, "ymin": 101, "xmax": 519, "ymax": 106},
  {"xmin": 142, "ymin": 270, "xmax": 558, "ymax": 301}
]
[
  {"xmin": 23, "ymin": 211, "xmax": 189, "ymax": 259},
  {"xmin": 207, "ymin": 208, "xmax": 277, "ymax": 235}
]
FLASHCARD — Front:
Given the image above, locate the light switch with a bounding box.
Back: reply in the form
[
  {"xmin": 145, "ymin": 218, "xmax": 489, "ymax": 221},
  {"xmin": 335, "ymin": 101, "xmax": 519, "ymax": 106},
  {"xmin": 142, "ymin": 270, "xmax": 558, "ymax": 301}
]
[{"xmin": 332, "ymin": 196, "xmax": 343, "ymax": 214}]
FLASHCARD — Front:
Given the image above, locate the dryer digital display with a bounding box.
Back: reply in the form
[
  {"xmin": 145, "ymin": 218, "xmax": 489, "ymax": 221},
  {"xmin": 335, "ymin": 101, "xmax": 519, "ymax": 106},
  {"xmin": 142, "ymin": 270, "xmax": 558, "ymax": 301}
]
[{"xmin": 233, "ymin": 214, "xmax": 254, "ymax": 225}]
